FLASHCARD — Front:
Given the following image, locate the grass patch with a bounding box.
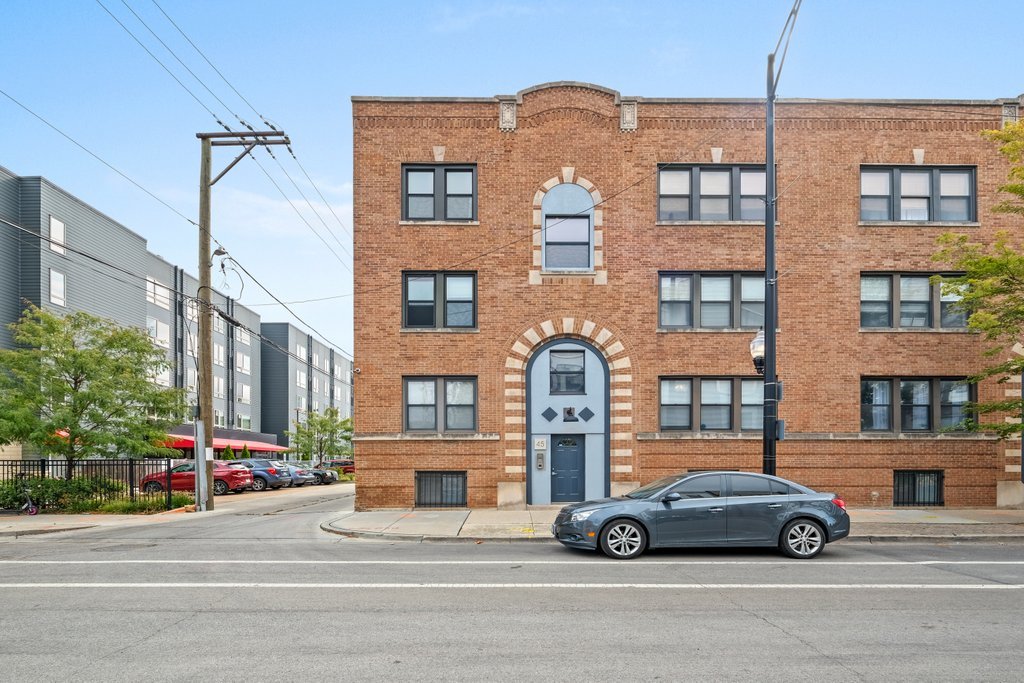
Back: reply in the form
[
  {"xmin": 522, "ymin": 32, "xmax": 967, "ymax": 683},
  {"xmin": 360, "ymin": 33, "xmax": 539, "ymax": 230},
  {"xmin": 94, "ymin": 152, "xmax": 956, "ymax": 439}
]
[{"xmin": 97, "ymin": 493, "xmax": 194, "ymax": 514}]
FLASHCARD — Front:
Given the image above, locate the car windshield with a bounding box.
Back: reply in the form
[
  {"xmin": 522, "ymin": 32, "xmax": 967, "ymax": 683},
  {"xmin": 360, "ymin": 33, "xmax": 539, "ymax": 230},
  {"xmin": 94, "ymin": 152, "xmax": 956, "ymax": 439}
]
[{"xmin": 625, "ymin": 474, "xmax": 687, "ymax": 499}]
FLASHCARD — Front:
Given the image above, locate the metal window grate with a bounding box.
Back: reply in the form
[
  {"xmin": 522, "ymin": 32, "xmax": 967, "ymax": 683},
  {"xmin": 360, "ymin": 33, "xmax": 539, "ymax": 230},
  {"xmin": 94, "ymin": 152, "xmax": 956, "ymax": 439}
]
[
  {"xmin": 415, "ymin": 470, "xmax": 467, "ymax": 508},
  {"xmin": 893, "ymin": 470, "xmax": 944, "ymax": 507}
]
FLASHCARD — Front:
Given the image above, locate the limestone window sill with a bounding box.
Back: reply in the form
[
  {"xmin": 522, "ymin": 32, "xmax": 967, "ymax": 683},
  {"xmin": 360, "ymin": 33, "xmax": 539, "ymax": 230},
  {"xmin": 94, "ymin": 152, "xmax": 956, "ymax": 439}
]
[
  {"xmin": 400, "ymin": 328, "xmax": 479, "ymax": 334},
  {"xmin": 858, "ymin": 221, "xmax": 980, "ymax": 228},
  {"xmin": 859, "ymin": 328, "xmax": 971, "ymax": 334},
  {"xmin": 399, "ymin": 220, "xmax": 480, "ymax": 227},
  {"xmin": 656, "ymin": 221, "xmax": 764, "ymax": 227},
  {"xmin": 354, "ymin": 433, "xmax": 501, "ymax": 441}
]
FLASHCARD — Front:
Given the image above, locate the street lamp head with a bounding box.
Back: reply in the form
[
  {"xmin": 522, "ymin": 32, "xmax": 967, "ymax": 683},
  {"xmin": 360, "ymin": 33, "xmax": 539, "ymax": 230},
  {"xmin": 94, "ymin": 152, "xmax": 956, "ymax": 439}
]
[
  {"xmin": 212, "ymin": 247, "xmax": 228, "ymax": 257},
  {"xmin": 750, "ymin": 328, "xmax": 766, "ymax": 375}
]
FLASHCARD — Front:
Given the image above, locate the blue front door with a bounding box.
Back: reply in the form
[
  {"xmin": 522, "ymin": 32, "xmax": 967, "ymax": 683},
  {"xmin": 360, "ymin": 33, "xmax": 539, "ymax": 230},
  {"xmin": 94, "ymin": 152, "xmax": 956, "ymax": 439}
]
[{"xmin": 551, "ymin": 436, "xmax": 584, "ymax": 502}]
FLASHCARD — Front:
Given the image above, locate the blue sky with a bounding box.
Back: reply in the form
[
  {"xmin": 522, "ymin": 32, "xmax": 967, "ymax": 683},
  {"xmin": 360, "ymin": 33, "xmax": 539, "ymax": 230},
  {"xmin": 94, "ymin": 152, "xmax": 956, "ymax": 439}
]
[{"xmin": 2, "ymin": 0, "xmax": 1021, "ymax": 355}]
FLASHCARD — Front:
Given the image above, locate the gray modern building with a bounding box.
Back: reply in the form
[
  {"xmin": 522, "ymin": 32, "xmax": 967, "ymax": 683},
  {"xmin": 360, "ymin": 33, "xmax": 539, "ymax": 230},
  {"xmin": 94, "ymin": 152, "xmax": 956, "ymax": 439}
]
[
  {"xmin": 261, "ymin": 322, "xmax": 353, "ymax": 447},
  {"xmin": 1, "ymin": 163, "xmax": 347, "ymax": 455}
]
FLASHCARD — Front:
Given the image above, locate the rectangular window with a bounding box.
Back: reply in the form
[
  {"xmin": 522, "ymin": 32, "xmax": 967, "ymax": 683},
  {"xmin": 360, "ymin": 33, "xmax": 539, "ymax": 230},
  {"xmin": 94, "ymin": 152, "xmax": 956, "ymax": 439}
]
[
  {"xmin": 549, "ymin": 351, "xmax": 585, "ymax": 395},
  {"xmin": 313, "ymin": 352, "xmax": 320, "ymax": 368},
  {"xmin": 186, "ymin": 333, "xmax": 197, "ymax": 357},
  {"xmin": 700, "ymin": 276, "xmax": 732, "ymax": 328},
  {"xmin": 184, "ymin": 300, "xmax": 199, "ymax": 322},
  {"xmin": 860, "ymin": 276, "xmax": 892, "ymax": 328},
  {"xmin": 49, "ymin": 216, "xmax": 66, "ymax": 254},
  {"xmin": 49, "ymin": 269, "xmax": 66, "ymax": 307},
  {"xmin": 658, "ymin": 166, "xmax": 767, "ymax": 221},
  {"xmin": 213, "ymin": 343, "xmax": 225, "ymax": 367},
  {"xmin": 899, "ymin": 276, "xmax": 932, "ymax": 328},
  {"xmin": 236, "ymin": 414, "xmax": 251, "ymax": 430},
  {"xmin": 404, "ymin": 377, "xmax": 477, "ymax": 433},
  {"xmin": 214, "ymin": 376, "xmax": 225, "ymax": 399},
  {"xmin": 146, "ymin": 317, "xmax": 170, "ymax": 348},
  {"xmin": 544, "ymin": 215, "xmax": 591, "ymax": 270},
  {"xmin": 213, "ymin": 315, "xmax": 226, "ymax": 334},
  {"xmin": 659, "ymin": 272, "xmax": 766, "ymax": 330},
  {"xmin": 741, "ymin": 379, "xmax": 764, "ymax": 430},
  {"xmin": 415, "ymin": 471, "xmax": 467, "ymax": 508},
  {"xmin": 700, "ymin": 379, "xmax": 732, "ymax": 430},
  {"xmin": 236, "ymin": 327, "xmax": 251, "ymax": 345},
  {"xmin": 862, "ymin": 378, "xmax": 972, "ymax": 433},
  {"xmin": 312, "ymin": 376, "xmax": 320, "ymax": 394},
  {"xmin": 146, "ymin": 277, "xmax": 170, "ymax": 309},
  {"xmin": 900, "ymin": 379, "xmax": 932, "ymax": 431},
  {"xmin": 659, "ymin": 379, "xmax": 692, "ymax": 430},
  {"xmin": 238, "ymin": 383, "xmax": 251, "ymax": 405},
  {"xmin": 297, "ymin": 395, "xmax": 307, "ymax": 411},
  {"xmin": 153, "ymin": 367, "xmax": 171, "ymax": 387},
  {"xmin": 659, "ymin": 274, "xmax": 692, "ymax": 328},
  {"xmin": 403, "ymin": 165, "xmax": 476, "ymax": 221},
  {"xmin": 297, "ymin": 369, "xmax": 307, "ymax": 389},
  {"xmin": 296, "ymin": 344, "xmax": 307, "ymax": 360},
  {"xmin": 313, "ymin": 399, "xmax": 320, "ymax": 412},
  {"xmin": 860, "ymin": 167, "xmax": 975, "ymax": 222},
  {"xmin": 186, "ymin": 368, "xmax": 197, "ymax": 392},
  {"xmin": 403, "ymin": 272, "xmax": 476, "ymax": 329},
  {"xmin": 214, "ymin": 409, "xmax": 226, "ymax": 428},
  {"xmin": 236, "ymin": 353, "xmax": 250, "ymax": 375},
  {"xmin": 894, "ymin": 470, "xmax": 944, "ymax": 506},
  {"xmin": 861, "ymin": 274, "xmax": 967, "ymax": 330},
  {"xmin": 860, "ymin": 379, "xmax": 892, "ymax": 431}
]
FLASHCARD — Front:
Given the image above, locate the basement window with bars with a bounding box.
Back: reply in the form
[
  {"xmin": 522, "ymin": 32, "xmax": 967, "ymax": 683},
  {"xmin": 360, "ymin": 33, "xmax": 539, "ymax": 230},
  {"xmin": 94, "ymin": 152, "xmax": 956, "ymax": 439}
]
[
  {"xmin": 893, "ymin": 470, "xmax": 944, "ymax": 506},
  {"xmin": 415, "ymin": 471, "xmax": 467, "ymax": 508}
]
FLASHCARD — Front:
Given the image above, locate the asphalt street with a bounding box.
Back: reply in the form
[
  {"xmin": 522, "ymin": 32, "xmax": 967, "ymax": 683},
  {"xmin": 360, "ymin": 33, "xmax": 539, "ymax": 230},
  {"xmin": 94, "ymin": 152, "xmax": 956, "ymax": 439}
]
[{"xmin": 2, "ymin": 487, "xmax": 1023, "ymax": 682}]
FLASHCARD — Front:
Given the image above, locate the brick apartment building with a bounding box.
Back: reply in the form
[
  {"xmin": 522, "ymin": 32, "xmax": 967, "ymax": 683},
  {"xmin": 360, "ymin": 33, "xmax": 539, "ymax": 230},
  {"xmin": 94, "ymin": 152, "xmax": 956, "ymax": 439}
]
[{"xmin": 351, "ymin": 81, "xmax": 1024, "ymax": 510}]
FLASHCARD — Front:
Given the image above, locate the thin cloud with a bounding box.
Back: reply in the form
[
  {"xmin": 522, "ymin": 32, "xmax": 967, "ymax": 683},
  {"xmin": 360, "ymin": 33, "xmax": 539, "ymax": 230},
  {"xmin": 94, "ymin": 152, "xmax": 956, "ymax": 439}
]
[{"xmin": 430, "ymin": 2, "xmax": 539, "ymax": 33}]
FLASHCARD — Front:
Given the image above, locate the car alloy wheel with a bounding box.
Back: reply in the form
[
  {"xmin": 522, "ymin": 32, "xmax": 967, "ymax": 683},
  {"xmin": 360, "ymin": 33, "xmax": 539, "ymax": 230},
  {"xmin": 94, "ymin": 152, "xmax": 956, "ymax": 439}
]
[
  {"xmin": 213, "ymin": 480, "xmax": 228, "ymax": 495},
  {"xmin": 599, "ymin": 519, "xmax": 646, "ymax": 560},
  {"xmin": 781, "ymin": 519, "xmax": 824, "ymax": 559},
  {"xmin": 251, "ymin": 477, "xmax": 267, "ymax": 492},
  {"xmin": 143, "ymin": 481, "xmax": 163, "ymax": 493}
]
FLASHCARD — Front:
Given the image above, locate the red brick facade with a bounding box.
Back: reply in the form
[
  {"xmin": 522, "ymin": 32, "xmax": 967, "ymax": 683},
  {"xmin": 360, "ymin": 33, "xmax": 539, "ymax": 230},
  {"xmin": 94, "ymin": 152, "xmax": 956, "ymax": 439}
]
[{"xmin": 352, "ymin": 82, "xmax": 1023, "ymax": 510}]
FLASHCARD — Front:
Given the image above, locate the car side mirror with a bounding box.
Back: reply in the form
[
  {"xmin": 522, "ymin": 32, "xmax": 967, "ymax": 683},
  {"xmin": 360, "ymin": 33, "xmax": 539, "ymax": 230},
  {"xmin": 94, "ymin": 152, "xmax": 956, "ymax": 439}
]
[{"xmin": 662, "ymin": 492, "xmax": 681, "ymax": 503}]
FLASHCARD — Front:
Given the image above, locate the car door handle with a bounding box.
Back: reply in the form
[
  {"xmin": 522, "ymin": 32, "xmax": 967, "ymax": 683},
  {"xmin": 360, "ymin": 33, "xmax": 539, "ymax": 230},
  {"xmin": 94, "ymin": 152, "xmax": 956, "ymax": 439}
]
[
  {"xmin": 767, "ymin": 503, "xmax": 783, "ymax": 509},
  {"xmin": 708, "ymin": 507, "xmax": 723, "ymax": 513}
]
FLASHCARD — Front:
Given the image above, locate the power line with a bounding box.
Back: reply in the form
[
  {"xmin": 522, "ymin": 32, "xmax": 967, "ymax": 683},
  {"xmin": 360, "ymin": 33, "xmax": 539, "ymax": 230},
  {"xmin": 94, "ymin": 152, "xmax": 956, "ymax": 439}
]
[{"xmin": 0, "ymin": 88, "xmax": 198, "ymax": 228}]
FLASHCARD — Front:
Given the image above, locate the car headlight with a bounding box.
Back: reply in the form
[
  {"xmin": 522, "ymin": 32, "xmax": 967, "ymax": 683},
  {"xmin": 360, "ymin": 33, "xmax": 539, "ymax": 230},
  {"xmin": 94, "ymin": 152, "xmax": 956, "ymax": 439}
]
[{"xmin": 569, "ymin": 509, "xmax": 596, "ymax": 523}]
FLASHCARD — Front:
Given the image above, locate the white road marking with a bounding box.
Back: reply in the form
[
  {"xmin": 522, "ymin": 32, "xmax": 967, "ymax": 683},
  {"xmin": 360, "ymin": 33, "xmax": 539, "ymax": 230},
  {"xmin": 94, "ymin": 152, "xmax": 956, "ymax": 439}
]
[
  {"xmin": 0, "ymin": 560, "xmax": 1023, "ymax": 566},
  {"xmin": 0, "ymin": 582, "xmax": 1021, "ymax": 589}
]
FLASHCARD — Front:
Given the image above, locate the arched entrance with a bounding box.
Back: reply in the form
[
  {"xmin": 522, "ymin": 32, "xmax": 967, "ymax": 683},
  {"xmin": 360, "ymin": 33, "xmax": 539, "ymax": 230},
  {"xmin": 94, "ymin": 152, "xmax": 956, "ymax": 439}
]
[{"xmin": 526, "ymin": 338, "xmax": 609, "ymax": 505}]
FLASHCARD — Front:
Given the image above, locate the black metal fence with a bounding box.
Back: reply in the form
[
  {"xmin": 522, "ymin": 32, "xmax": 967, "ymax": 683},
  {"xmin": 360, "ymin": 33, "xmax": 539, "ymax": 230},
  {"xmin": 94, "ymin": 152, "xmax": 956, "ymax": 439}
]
[
  {"xmin": 415, "ymin": 470, "xmax": 467, "ymax": 508},
  {"xmin": 0, "ymin": 458, "xmax": 175, "ymax": 511}
]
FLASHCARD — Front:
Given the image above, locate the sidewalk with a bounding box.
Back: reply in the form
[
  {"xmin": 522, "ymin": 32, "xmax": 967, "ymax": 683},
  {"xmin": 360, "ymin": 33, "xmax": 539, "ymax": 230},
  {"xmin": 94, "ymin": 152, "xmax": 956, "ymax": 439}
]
[
  {"xmin": 0, "ymin": 508, "xmax": 193, "ymax": 538},
  {"xmin": 320, "ymin": 507, "xmax": 1024, "ymax": 543}
]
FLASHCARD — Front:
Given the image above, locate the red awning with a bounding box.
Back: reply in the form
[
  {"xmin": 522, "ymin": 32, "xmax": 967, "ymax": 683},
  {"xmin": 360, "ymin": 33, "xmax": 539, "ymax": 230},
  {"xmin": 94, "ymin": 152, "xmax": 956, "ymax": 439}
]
[{"xmin": 167, "ymin": 436, "xmax": 288, "ymax": 453}]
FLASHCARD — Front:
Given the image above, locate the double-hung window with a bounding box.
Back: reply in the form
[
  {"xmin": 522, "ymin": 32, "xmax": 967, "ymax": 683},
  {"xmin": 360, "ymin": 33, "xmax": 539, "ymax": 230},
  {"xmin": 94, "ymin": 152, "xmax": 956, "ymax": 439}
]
[
  {"xmin": 237, "ymin": 352, "xmax": 251, "ymax": 375},
  {"xmin": 49, "ymin": 270, "xmax": 66, "ymax": 307},
  {"xmin": 659, "ymin": 378, "xmax": 762, "ymax": 433},
  {"xmin": 402, "ymin": 272, "xmax": 477, "ymax": 329},
  {"xmin": 402, "ymin": 165, "xmax": 476, "ymax": 221},
  {"xmin": 860, "ymin": 274, "xmax": 967, "ymax": 330},
  {"xmin": 658, "ymin": 166, "xmax": 766, "ymax": 221},
  {"xmin": 49, "ymin": 216, "xmax": 66, "ymax": 254},
  {"xmin": 146, "ymin": 277, "xmax": 170, "ymax": 309},
  {"xmin": 659, "ymin": 272, "xmax": 765, "ymax": 330},
  {"xmin": 861, "ymin": 377, "xmax": 972, "ymax": 432},
  {"xmin": 860, "ymin": 167, "xmax": 975, "ymax": 222},
  {"xmin": 544, "ymin": 216, "xmax": 591, "ymax": 270},
  {"xmin": 404, "ymin": 377, "xmax": 477, "ymax": 433}
]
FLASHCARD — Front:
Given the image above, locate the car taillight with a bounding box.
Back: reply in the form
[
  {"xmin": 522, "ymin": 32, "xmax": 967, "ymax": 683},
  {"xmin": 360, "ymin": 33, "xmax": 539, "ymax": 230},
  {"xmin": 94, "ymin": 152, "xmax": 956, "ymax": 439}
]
[
  {"xmin": 267, "ymin": 468, "xmax": 277, "ymax": 475},
  {"xmin": 832, "ymin": 495, "xmax": 846, "ymax": 511}
]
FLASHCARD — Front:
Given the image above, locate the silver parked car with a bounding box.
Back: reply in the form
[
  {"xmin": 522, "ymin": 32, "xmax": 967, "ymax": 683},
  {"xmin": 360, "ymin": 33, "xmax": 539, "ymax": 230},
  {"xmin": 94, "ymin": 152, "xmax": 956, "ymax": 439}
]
[{"xmin": 552, "ymin": 471, "xmax": 850, "ymax": 560}]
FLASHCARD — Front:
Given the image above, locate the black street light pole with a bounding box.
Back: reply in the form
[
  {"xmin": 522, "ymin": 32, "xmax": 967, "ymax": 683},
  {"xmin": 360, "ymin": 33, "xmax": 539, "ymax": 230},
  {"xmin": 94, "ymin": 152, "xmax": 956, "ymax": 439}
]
[{"xmin": 758, "ymin": 0, "xmax": 802, "ymax": 477}]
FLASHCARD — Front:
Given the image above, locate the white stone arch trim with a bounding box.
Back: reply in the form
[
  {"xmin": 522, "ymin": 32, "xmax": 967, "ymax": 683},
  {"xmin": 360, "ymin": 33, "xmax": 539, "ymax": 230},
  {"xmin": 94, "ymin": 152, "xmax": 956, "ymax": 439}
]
[
  {"xmin": 501, "ymin": 317, "xmax": 635, "ymax": 479},
  {"xmin": 1004, "ymin": 343, "xmax": 1024, "ymax": 474},
  {"xmin": 529, "ymin": 170, "xmax": 607, "ymax": 286}
]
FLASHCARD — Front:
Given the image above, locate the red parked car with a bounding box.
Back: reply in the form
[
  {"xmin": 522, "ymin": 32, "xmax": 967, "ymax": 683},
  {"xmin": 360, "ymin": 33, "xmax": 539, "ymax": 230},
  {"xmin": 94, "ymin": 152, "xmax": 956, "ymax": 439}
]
[
  {"xmin": 317, "ymin": 459, "xmax": 355, "ymax": 474},
  {"xmin": 141, "ymin": 460, "xmax": 252, "ymax": 495}
]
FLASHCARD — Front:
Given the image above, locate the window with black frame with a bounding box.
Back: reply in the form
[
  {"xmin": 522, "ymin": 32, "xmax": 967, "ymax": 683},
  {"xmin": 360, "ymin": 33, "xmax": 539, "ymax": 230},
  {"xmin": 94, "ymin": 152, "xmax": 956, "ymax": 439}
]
[
  {"xmin": 404, "ymin": 377, "xmax": 477, "ymax": 433},
  {"xmin": 860, "ymin": 273, "xmax": 966, "ymax": 330},
  {"xmin": 403, "ymin": 272, "xmax": 476, "ymax": 329},
  {"xmin": 860, "ymin": 167, "xmax": 975, "ymax": 222},
  {"xmin": 403, "ymin": 165, "xmax": 476, "ymax": 221},
  {"xmin": 658, "ymin": 166, "xmax": 767, "ymax": 221},
  {"xmin": 550, "ymin": 351, "xmax": 585, "ymax": 394},
  {"xmin": 861, "ymin": 377, "xmax": 972, "ymax": 433}
]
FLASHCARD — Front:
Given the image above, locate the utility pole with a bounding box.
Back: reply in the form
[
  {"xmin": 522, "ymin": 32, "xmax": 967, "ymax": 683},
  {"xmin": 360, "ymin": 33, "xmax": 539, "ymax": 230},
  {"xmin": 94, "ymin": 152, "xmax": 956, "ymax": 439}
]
[
  {"xmin": 762, "ymin": 0, "xmax": 802, "ymax": 476},
  {"xmin": 196, "ymin": 130, "xmax": 289, "ymax": 510}
]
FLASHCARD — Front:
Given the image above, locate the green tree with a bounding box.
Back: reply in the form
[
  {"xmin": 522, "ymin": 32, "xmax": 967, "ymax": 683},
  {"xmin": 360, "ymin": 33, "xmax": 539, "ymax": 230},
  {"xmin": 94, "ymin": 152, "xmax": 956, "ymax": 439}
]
[
  {"xmin": 221, "ymin": 444, "xmax": 235, "ymax": 460},
  {"xmin": 933, "ymin": 120, "xmax": 1024, "ymax": 438},
  {"xmin": 240, "ymin": 443, "xmax": 251, "ymax": 459},
  {"xmin": 0, "ymin": 305, "xmax": 184, "ymax": 477},
  {"xmin": 287, "ymin": 407, "xmax": 352, "ymax": 463}
]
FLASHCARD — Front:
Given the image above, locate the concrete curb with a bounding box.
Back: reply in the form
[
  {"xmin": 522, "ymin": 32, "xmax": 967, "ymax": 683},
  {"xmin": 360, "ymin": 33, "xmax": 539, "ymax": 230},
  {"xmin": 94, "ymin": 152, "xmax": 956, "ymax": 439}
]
[
  {"xmin": 321, "ymin": 520, "xmax": 1024, "ymax": 545},
  {"xmin": 0, "ymin": 525, "xmax": 97, "ymax": 538}
]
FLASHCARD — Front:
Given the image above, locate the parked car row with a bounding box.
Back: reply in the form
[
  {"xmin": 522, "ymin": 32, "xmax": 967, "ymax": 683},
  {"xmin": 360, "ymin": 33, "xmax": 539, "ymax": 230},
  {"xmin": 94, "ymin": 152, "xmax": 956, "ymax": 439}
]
[{"xmin": 140, "ymin": 458, "xmax": 341, "ymax": 495}]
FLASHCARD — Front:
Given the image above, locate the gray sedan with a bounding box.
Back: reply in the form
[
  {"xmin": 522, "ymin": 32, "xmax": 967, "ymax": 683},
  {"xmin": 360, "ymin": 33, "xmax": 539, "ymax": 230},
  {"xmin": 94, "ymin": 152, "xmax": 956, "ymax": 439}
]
[{"xmin": 552, "ymin": 471, "xmax": 850, "ymax": 560}]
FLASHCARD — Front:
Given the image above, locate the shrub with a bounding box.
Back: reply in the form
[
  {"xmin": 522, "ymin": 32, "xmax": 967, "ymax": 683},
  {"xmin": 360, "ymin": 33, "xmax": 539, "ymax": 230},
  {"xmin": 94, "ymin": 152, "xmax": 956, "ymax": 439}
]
[
  {"xmin": 0, "ymin": 476, "xmax": 126, "ymax": 512},
  {"xmin": 99, "ymin": 492, "xmax": 193, "ymax": 514},
  {"xmin": 222, "ymin": 445, "xmax": 235, "ymax": 460}
]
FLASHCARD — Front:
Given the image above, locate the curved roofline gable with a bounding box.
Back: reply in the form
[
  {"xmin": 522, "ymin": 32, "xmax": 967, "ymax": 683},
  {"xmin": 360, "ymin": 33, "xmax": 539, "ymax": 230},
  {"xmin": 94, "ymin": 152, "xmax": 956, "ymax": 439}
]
[{"xmin": 503, "ymin": 81, "xmax": 628, "ymax": 105}]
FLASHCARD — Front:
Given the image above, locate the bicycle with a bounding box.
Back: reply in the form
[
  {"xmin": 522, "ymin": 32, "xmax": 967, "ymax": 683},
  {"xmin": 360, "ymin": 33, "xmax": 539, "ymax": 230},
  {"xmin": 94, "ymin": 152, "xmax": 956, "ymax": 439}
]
[{"xmin": 1, "ymin": 473, "xmax": 39, "ymax": 516}]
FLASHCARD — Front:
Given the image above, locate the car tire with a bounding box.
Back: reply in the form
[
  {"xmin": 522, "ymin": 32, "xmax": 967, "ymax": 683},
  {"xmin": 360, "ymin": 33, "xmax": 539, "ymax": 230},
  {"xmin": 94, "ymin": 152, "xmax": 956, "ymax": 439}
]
[
  {"xmin": 251, "ymin": 477, "xmax": 267, "ymax": 492},
  {"xmin": 780, "ymin": 519, "xmax": 825, "ymax": 559},
  {"xmin": 212, "ymin": 480, "xmax": 228, "ymax": 496},
  {"xmin": 143, "ymin": 481, "xmax": 163, "ymax": 493},
  {"xmin": 313, "ymin": 474, "xmax": 324, "ymax": 485},
  {"xmin": 599, "ymin": 519, "xmax": 646, "ymax": 560}
]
